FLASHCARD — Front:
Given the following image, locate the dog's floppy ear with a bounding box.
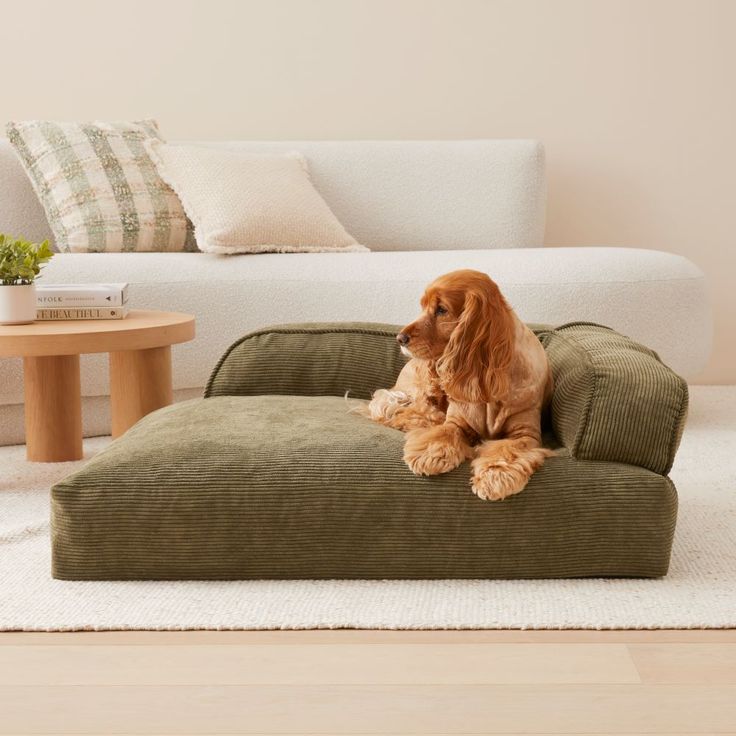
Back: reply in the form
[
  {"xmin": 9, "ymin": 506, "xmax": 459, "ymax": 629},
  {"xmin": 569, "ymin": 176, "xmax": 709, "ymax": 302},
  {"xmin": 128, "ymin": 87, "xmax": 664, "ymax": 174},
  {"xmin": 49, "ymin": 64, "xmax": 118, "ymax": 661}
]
[{"xmin": 437, "ymin": 280, "xmax": 515, "ymax": 402}]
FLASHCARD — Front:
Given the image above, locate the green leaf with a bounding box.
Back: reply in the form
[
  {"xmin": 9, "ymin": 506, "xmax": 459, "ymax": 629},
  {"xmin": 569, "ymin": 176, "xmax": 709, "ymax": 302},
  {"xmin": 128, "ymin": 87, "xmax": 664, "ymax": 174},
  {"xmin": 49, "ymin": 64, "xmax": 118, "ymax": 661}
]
[{"xmin": 0, "ymin": 233, "xmax": 54, "ymax": 285}]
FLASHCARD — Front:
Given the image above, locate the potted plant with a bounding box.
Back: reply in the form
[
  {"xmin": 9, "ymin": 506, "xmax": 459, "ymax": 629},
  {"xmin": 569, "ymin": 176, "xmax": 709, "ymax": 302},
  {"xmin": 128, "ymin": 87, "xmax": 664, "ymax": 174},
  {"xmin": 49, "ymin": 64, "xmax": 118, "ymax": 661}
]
[{"xmin": 0, "ymin": 234, "xmax": 53, "ymax": 325}]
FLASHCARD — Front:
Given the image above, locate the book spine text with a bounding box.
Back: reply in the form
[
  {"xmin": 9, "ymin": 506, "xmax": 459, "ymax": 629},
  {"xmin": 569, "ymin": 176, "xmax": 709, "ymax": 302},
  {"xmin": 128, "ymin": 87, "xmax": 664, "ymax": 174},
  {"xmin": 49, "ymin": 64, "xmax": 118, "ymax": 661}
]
[
  {"xmin": 36, "ymin": 307, "xmax": 127, "ymax": 320},
  {"xmin": 36, "ymin": 294, "xmax": 126, "ymax": 307}
]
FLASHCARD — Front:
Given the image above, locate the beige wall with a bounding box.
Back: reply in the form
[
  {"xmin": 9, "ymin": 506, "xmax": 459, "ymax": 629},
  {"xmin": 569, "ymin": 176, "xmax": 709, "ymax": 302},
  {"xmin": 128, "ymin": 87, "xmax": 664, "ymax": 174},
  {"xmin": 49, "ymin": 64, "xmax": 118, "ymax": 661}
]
[{"xmin": 1, "ymin": 0, "xmax": 734, "ymax": 382}]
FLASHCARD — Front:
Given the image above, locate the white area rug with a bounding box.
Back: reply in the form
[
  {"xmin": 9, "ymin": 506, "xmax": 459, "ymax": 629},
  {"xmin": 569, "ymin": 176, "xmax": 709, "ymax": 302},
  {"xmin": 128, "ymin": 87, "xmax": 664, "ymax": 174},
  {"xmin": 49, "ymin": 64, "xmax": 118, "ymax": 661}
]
[{"xmin": 1, "ymin": 386, "xmax": 734, "ymax": 631}]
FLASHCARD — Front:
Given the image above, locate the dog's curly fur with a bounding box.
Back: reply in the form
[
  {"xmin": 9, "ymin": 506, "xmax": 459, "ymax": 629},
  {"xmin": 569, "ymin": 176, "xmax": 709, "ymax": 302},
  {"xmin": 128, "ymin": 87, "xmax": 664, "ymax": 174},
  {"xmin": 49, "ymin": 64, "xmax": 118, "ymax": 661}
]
[{"xmin": 366, "ymin": 269, "xmax": 553, "ymax": 501}]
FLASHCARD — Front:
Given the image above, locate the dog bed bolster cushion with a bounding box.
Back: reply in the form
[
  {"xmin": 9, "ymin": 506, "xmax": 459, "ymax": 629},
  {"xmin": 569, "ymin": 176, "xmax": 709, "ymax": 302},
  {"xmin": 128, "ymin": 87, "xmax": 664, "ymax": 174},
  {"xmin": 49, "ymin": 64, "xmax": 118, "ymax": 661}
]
[
  {"xmin": 207, "ymin": 322, "xmax": 688, "ymax": 475},
  {"xmin": 538, "ymin": 322, "xmax": 688, "ymax": 475},
  {"xmin": 206, "ymin": 323, "xmax": 408, "ymax": 400}
]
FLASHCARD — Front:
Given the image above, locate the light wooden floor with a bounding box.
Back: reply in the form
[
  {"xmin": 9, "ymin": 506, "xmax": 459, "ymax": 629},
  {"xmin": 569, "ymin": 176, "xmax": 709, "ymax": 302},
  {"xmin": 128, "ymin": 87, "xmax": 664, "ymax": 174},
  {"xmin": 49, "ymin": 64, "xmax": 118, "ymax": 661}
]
[{"xmin": 1, "ymin": 629, "xmax": 734, "ymax": 735}]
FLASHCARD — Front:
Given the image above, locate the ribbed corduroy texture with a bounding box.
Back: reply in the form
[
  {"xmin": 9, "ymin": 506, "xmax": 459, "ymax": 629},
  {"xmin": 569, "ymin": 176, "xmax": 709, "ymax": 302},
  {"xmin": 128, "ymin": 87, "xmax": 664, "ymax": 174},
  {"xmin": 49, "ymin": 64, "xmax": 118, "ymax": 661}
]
[
  {"xmin": 52, "ymin": 321, "xmax": 685, "ymax": 580},
  {"xmin": 52, "ymin": 395, "xmax": 677, "ymax": 580},
  {"xmin": 539, "ymin": 322, "xmax": 688, "ymax": 475},
  {"xmin": 206, "ymin": 323, "xmax": 410, "ymax": 400},
  {"xmin": 208, "ymin": 321, "xmax": 688, "ymax": 475}
]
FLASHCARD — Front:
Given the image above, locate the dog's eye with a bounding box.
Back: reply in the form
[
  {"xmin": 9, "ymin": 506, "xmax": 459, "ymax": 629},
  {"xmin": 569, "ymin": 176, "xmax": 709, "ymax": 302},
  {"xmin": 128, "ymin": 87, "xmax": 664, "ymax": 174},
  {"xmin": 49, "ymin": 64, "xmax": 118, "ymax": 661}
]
[{"xmin": 435, "ymin": 305, "xmax": 448, "ymax": 316}]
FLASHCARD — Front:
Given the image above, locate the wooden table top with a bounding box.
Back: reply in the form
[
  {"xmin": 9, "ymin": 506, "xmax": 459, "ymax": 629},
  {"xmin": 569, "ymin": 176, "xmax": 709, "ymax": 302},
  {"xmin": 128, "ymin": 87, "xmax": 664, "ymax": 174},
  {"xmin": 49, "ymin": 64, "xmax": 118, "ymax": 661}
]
[{"xmin": 0, "ymin": 310, "xmax": 196, "ymax": 357}]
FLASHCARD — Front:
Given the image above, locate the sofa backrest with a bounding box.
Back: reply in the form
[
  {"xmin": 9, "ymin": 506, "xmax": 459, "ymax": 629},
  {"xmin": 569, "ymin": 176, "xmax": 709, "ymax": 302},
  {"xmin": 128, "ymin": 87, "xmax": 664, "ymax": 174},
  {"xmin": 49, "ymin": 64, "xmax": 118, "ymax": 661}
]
[{"xmin": 0, "ymin": 138, "xmax": 545, "ymax": 251}]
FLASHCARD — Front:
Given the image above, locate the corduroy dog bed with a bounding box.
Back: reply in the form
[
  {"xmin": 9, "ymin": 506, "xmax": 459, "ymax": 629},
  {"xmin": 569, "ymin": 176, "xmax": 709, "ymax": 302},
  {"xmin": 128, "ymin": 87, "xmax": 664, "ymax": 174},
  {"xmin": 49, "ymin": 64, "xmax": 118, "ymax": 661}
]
[{"xmin": 51, "ymin": 322, "xmax": 687, "ymax": 580}]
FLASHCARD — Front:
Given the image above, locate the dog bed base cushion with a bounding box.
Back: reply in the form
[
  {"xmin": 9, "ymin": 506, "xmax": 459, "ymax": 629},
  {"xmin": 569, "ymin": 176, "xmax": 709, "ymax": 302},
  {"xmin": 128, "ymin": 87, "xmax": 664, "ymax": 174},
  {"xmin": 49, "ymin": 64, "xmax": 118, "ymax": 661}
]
[{"xmin": 52, "ymin": 395, "xmax": 677, "ymax": 580}]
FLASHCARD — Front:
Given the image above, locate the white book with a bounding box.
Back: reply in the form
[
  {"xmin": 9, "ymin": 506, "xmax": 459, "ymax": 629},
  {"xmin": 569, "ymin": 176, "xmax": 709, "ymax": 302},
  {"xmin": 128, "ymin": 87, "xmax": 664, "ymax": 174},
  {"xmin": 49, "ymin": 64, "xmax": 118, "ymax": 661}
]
[{"xmin": 36, "ymin": 283, "xmax": 129, "ymax": 308}]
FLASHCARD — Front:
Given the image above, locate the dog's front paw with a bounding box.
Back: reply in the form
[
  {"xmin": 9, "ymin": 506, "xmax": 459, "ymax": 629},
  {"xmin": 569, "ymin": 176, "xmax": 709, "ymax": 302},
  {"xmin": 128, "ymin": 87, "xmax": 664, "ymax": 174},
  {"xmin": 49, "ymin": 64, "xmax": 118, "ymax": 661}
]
[
  {"xmin": 403, "ymin": 428, "xmax": 468, "ymax": 476},
  {"xmin": 404, "ymin": 443, "xmax": 464, "ymax": 476},
  {"xmin": 470, "ymin": 456, "xmax": 528, "ymax": 501}
]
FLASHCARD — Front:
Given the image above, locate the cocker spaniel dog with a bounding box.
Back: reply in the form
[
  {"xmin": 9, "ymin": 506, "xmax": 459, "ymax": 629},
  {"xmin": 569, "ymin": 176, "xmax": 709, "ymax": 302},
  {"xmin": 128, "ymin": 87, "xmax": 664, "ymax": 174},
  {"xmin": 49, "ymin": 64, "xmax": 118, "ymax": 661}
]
[{"xmin": 366, "ymin": 269, "xmax": 553, "ymax": 501}]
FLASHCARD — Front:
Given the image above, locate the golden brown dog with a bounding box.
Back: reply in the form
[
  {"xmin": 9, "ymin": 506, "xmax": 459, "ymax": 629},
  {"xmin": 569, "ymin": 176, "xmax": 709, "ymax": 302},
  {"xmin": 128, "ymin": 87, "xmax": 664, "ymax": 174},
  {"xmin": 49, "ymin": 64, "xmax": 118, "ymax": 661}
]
[{"xmin": 366, "ymin": 269, "xmax": 553, "ymax": 501}]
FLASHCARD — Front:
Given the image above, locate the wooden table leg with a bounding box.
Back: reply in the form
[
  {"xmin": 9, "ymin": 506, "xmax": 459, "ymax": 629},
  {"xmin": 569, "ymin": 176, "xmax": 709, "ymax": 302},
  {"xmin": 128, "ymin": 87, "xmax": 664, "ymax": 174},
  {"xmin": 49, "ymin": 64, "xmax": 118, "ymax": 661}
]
[
  {"xmin": 109, "ymin": 345, "xmax": 173, "ymax": 438},
  {"xmin": 23, "ymin": 355, "xmax": 83, "ymax": 462}
]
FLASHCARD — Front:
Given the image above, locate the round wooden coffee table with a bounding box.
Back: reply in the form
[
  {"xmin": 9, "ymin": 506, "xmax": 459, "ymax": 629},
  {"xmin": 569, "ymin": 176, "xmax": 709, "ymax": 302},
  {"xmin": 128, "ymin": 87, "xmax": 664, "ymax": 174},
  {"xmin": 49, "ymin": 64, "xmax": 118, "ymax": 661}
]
[{"xmin": 0, "ymin": 310, "xmax": 195, "ymax": 462}]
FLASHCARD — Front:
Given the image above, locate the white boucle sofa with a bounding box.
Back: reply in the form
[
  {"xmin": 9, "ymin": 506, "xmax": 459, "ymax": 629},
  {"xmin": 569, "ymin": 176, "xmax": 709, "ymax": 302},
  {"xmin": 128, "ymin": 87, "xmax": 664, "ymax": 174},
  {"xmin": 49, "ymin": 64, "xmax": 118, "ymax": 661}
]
[{"xmin": 0, "ymin": 139, "xmax": 711, "ymax": 445}]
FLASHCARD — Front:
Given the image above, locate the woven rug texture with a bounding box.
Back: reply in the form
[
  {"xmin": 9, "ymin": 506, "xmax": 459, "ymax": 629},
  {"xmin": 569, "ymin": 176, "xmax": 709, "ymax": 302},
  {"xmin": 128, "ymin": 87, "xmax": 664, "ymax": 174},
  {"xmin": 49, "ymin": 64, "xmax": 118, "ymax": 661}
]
[{"xmin": 0, "ymin": 386, "xmax": 733, "ymax": 631}]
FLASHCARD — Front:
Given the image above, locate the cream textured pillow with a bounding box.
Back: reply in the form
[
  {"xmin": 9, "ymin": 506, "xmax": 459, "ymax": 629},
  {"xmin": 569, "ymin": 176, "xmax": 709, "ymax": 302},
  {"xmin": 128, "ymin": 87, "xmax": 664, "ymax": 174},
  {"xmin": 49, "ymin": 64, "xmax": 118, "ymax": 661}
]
[
  {"xmin": 7, "ymin": 119, "xmax": 196, "ymax": 253},
  {"xmin": 145, "ymin": 142, "xmax": 366, "ymax": 255}
]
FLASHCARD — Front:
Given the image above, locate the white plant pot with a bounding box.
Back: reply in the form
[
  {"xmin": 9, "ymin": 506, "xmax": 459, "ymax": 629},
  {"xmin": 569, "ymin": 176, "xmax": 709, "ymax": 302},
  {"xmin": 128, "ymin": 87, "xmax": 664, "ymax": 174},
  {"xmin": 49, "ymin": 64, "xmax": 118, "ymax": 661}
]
[{"xmin": 0, "ymin": 283, "xmax": 37, "ymax": 325}]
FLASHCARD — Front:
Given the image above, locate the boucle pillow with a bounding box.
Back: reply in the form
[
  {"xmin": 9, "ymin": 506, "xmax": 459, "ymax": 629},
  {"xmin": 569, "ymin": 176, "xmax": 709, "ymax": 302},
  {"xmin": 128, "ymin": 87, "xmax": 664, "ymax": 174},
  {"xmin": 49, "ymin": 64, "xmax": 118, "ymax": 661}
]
[
  {"xmin": 145, "ymin": 141, "xmax": 366, "ymax": 255},
  {"xmin": 6, "ymin": 119, "xmax": 197, "ymax": 253}
]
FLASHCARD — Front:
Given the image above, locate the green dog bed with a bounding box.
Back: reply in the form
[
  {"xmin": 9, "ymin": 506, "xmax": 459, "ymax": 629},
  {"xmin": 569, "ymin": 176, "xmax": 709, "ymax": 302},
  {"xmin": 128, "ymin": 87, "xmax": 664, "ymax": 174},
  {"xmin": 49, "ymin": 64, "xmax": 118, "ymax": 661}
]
[{"xmin": 51, "ymin": 322, "xmax": 687, "ymax": 580}]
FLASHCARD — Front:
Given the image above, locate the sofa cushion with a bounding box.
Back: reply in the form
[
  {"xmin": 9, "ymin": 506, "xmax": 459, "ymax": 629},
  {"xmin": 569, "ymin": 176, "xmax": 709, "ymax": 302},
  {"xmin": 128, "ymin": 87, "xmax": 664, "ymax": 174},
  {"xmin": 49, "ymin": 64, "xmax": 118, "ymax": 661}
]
[
  {"xmin": 146, "ymin": 142, "xmax": 365, "ymax": 255},
  {"xmin": 6, "ymin": 120, "xmax": 197, "ymax": 253},
  {"xmin": 52, "ymin": 394, "xmax": 677, "ymax": 580}
]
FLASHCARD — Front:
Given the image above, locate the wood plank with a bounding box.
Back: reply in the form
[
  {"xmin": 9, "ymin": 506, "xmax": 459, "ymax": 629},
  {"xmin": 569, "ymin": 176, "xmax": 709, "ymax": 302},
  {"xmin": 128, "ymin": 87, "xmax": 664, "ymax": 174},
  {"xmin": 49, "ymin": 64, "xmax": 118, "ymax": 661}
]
[
  {"xmin": 630, "ymin": 643, "xmax": 736, "ymax": 683},
  {"xmin": 0, "ymin": 643, "xmax": 640, "ymax": 686},
  {"xmin": 2, "ymin": 628, "xmax": 735, "ymax": 645},
  {"xmin": 1, "ymin": 684, "xmax": 734, "ymax": 734}
]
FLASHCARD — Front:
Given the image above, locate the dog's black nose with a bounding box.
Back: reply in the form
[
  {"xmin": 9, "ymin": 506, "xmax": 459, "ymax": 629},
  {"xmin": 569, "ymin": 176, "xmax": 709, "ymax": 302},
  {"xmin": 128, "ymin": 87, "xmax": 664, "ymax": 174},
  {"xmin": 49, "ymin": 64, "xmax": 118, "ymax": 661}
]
[{"xmin": 397, "ymin": 333, "xmax": 410, "ymax": 346}]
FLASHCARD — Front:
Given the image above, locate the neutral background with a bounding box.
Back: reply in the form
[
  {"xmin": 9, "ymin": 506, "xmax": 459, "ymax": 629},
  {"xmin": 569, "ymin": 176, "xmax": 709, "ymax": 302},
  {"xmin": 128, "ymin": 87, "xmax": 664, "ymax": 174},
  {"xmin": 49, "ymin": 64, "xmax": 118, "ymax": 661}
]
[{"xmin": 1, "ymin": 0, "xmax": 733, "ymax": 383}]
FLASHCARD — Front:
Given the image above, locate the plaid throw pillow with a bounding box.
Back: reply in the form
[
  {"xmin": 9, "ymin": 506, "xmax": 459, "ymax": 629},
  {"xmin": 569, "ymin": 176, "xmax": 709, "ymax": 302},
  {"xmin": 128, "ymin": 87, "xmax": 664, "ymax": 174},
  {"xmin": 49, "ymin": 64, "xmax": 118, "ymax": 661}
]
[{"xmin": 6, "ymin": 119, "xmax": 197, "ymax": 253}]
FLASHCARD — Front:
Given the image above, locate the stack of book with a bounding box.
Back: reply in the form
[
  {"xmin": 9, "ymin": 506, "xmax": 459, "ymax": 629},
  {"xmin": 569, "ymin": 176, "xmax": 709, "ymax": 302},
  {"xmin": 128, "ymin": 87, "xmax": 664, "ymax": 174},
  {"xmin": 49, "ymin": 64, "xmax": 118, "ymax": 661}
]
[{"xmin": 36, "ymin": 283, "xmax": 129, "ymax": 320}]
